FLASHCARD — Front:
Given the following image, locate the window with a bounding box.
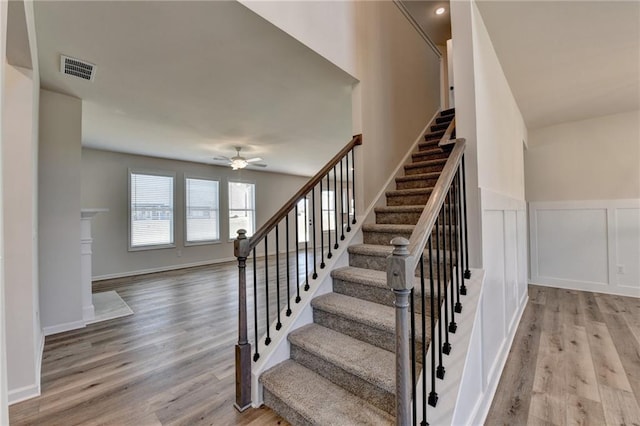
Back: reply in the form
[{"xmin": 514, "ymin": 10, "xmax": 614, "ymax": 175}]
[
  {"xmin": 322, "ymin": 190, "xmax": 336, "ymax": 231},
  {"xmin": 129, "ymin": 171, "xmax": 175, "ymax": 249},
  {"xmin": 296, "ymin": 198, "xmax": 309, "ymax": 243},
  {"xmin": 229, "ymin": 181, "xmax": 255, "ymax": 239},
  {"xmin": 185, "ymin": 177, "xmax": 219, "ymax": 244}
]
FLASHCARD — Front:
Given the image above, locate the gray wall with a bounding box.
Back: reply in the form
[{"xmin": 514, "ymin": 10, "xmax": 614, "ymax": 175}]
[
  {"xmin": 81, "ymin": 148, "xmax": 308, "ymax": 279},
  {"xmin": 38, "ymin": 89, "xmax": 83, "ymax": 333}
]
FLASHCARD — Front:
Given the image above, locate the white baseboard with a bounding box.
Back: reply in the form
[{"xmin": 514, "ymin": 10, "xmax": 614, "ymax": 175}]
[
  {"xmin": 92, "ymin": 257, "xmax": 236, "ymax": 281},
  {"xmin": 8, "ymin": 383, "xmax": 39, "ymax": 406},
  {"xmin": 43, "ymin": 319, "xmax": 86, "ymax": 336}
]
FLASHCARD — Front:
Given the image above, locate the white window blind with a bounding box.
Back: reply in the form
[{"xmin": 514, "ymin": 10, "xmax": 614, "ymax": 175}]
[
  {"xmin": 229, "ymin": 181, "xmax": 255, "ymax": 239},
  {"xmin": 297, "ymin": 198, "xmax": 309, "ymax": 243},
  {"xmin": 322, "ymin": 190, "xmax": 336, "ymax": 231},
  {"xmin": 186, "ymin": 178, "xmax": 219, "ymax": 243},
  {"xmin": 130, "ymin": 172, "xmax": 174, "ymax": 248}
]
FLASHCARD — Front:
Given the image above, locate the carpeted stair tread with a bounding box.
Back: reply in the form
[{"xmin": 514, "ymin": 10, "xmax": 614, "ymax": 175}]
[
  {"xmin": 260, "ymin": 360, "xmax": 393, "ymax": 425},
  {"xmin": 425, "ymin": 131, "xmax": 445, "ymax": 141},
  {"xmin": 435, "ymin": 116, "xmax": 454, "ymax": 125},
  {"xmin": 406, "ymin": 158, "xmax": 447, "ymax": 169},
  {"xmin": 289, "ymin": 324, "xmax": 395, "ymax": 394},
  {"xmin": 362, "ymin": 223, "xmax": 415, "ymax": 233},
  {"xmin": 396, "ymin": 173, "xmax": 441, "ymax": 183},
  {"xmin": 375, "ymin": 205, "xmax": 426, "ymax": 214},
  {"xmin": 412, "ymin": 148, "xmax": 449, "ymax": 161},
  {"xmin": 332, "ymin": 266, "xmax": 424, "ymax": 289},
  {"xmin": 386, "ymin": 187, "xmax": 433, "ymax": 197},
  {"xmin": 441, "ymin": 108, "xmax": 455, "ymax": 116},
  {"xmin": 312, "ymin": 293, "xmax": 395, "ymax": 336}
]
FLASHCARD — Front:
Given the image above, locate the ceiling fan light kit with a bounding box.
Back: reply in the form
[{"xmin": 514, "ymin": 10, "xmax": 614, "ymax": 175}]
[{"xmin": 213, "ymin": 146, "xmax": 267, "ymax": 170}]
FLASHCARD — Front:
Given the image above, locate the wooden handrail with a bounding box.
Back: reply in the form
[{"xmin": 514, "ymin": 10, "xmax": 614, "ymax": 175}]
[
  {"xmin": 235, "ymin": 134, "xmax": 362, "ymax": 258},
  {"xmin": 439, "ymin": 117, "xmax": 456, "ymax": 147}
]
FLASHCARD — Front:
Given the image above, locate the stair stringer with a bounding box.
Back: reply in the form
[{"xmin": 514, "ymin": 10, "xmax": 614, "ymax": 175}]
[{"xmin": 250, "ymin": 111, "xmax": 441, "ymax": 407}]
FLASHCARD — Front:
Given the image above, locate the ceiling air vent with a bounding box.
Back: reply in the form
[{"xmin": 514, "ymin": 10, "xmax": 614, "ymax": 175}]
[{"xmin": 60, "ymin": 55, "xmax": 96, "ymax": 81}]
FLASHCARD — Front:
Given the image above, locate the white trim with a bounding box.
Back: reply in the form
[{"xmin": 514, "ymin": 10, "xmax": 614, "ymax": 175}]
[
  {"xmin": 529, "ymin": 199, "xmax": 640, "ymax": 298},
  {"xmin": 92, "ymin": 257, "xmax": 236, "ymax": 281},
  {"xmin": 468, "ymin": 294, "xmax": 528, "ymax": 425},
  {"xmin": 7, "ymin": 383, "xmax": 39, "ymax": 405},
  {"xmin": 43, "ymin": 320, "xmax": 86, "ymax": 337}
]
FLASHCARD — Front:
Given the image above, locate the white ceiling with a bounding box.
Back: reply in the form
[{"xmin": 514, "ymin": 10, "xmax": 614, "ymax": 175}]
[
  {"xmin": 34, "ymin": 1, "xmax": 355, "ymax": 176},
  {"xmin": 476, "ymin": 0, "xmax": 640, "ymax": 130}
]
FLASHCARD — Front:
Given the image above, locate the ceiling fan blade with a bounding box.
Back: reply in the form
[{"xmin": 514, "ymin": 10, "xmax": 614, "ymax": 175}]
[
  {"xmin": 246, "ymin": 157, "xmax": 263, "ymax": 163},
  {"xmin": 248, "ymin": 163, "xmax": 267, "ymax": 168},
  {"xmin": 213, "ymin": 156, "xmax": 230, "ymax": 161}
]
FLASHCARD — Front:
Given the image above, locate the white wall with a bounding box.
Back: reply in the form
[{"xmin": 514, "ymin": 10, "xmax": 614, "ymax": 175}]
[
  {"xmin": 0, "ymin": 0, "xmax": 9, "ymax": 421},
  {"xmin": 237, "ymin": 1, "xmax": 442, "ymax": 210},
  {"xmin": 81, "ymin": 148, "xmax": 308, "ymax": 279},
  {"xmin": 525, "ymin": 110, "xmax": 640, "ymax": 202},
  {"xmin": 38, "ymin": 89, "xmax": 84, "ymax": 335},
  {"xmin": 530, "ymin": 200, "xmax": 639, "ymax": 297},
  {"xmin": 449, "ymin": 2, "xmax": 530, "ymax": 423}
]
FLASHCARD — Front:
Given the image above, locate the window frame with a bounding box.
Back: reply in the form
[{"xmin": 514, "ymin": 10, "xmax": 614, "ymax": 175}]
[
  {"xmin": 128, "ymin": 168, "xmax": 177, "ymax": 251},
  {"xmin": 321, "ymin": 189, "xmax": 337, "ymax": 232},
  {"xmin": 184, "ymin": 175, "xmax": 221, "ymax": 246},
  {"xmin": 227, "ymin": 179, "xmax": 256, "ymax": 241}
]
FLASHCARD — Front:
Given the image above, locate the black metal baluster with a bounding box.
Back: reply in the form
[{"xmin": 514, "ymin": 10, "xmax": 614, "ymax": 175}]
[
  {"xmin": 295, "ymin": 203, "xmax": 301, "ymax": 303},
  {"xmin": 458, "ymin": 166, "xmax": 468, "ymax": 295},
  {"xmin": 312, "ymin": 187, "xmax": 318, "ymax": 279},
  {"xmin": 441, "ymin": 206, "xmax": 451, "ymax": 355},
  {"xmin": 340, "ymin": 159, "xmax": 345, "ymax": 241},
  {"xmin": 462, "ymin": 155, "xmax": 471, "ymax": 279},
  {"xmin": 264, "ymin": 237, "xmax": 271, "ymax": 346},
  {"xmin": 320, "ymin": 179, "xmax": 326, "ymax": 269},
  {"xmin": 252, "ymin": 248, "xmax": 260, "ymax": 361},
  {"xmin": 304, "ymin": 195, "xmax": 310, "ymax": 291},
  {"xmin": 447, "ymin": 190, "xmax": 457, "ymax": 333},
  {"xmin": 428, "ymin": 238, "xmax": 438, "ymax": 406},
  {"xmin": 275, "ymin": 225, "xmax": 282, "ymax": 330},
  {"xmin": 454, "ymin": 172, "xmax": 463, "ymax": 312},
  {"xmin": 411, "ymin": 288, "xmax": 417, "ymax": 426},
  {"xmin": 351, "ymin": 148, "xmax": 357, "ymax": 225},
  {"xmin": 285, "ymin": 215, "xmax": 292, "ymax": 317},
  {"xmin": 333, "ymin": 166, "xmax": 339, "ymax": 250},
  {"xmin": 435, "ymin": 219, "xmax": 445, "ymax": 380},
  {"xmin": 346, "ymin": 154, "xmax": 351, "ymax": 233},
  {"xmin": 327, "ymin": 174, "xmax": 333, "ymax": 259},
  {"xmin": 420, "ymin": 253, "xmax": 429, "ymax": 420}
]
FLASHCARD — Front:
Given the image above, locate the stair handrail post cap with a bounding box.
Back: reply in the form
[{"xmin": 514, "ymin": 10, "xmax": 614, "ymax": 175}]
[
  {"xmin": 234, "ymin": 229, "xmax": 250, "ymax": 258},
  {"xmin": 387, "ymin": 237, "xmax": 415, "ymax": 291}
]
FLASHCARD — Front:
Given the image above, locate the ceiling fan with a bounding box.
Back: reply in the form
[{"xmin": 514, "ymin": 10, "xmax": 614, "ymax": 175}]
[{"xmin": 212, "ymin": 147, "xmax": 267, "ymax": 170}]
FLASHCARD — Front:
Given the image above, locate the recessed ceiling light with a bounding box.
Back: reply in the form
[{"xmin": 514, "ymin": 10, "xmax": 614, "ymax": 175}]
[{"xmin": 435, "ymin": 7, "xmax": 446, "ymax": 15}]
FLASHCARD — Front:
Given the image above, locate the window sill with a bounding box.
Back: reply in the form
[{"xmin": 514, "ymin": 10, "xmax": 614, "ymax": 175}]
[
  {"xmin": 185, "ymin": 240, "xmax": 222, "ymax": 247},
  {"xmin": 128, "ymin": 243, "xmax": 176, "ymax": 252}
]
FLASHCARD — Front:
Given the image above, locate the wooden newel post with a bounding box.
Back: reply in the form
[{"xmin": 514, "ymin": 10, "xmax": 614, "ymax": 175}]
[
  {"xmin": 387, "ymin": 237, "xmax": 414, "ymax": 426},
  {"xmin": 234, "ymin": 229, "xmax": 252, "ymax": 412}
]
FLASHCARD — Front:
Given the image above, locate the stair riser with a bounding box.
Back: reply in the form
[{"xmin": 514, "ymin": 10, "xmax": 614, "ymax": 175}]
[
  {"xmin": 313, "ymin": 310, "xmax": 396, "ymax": 352},
  {"xmin": 376, "ymin": 211, "xmax": 458, "ymax": 225},
  {"xmin": 425, "ymin": 133, "xmax": 445, "ymax": 142},
  {"xmin": 386, "ymin": 193, "xmax": 430, "ymax": 206},
  {"xmin": 396, "ymin": 177, "xmax": 439, "ymax": 190},
  {"xmin": 263, "ymin": 389, "xmax": 313, "ymax": 426},
  {"xmin": 290, "ymin": 345, "xmax": 395, "ymax": 415},
  {"xmin": 405, "ymin": 164, "xmax": 445, "ymax": 175},
  {"xmin": 363, "ymin": 229, "xmax": 457, "ymax": 245},
  {"xmin": 418, "ymin": 141, "xmax": 440, "ymax": 151},
  {"xmin": 430, "ymin": 123, "xmax": 449, "ymax": 132},
  {"xmin": 376, "ymin": 211, "xmax": 422, "ymax": 224},
  {"xmin": 435, "ymin": 116, "xmax": 453, "ymax": 125},
  {"xmin": 349, "ymin": 253, "xmax": 454, "ymax": 277},
  {"xmin": 412, "ymin": 151, "xmax": 450, "ymax": 162},
  {"xmin": 333, "ymin": 278, "xmax": 395, "ymax": 308}
]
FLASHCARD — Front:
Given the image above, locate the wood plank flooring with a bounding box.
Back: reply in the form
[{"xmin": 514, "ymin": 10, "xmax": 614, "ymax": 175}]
[
  {"xmin": 9, "ymin": 253, "xmax": 316, "ymax": 425},
  {"xmin": 486, "ymin": 285, "xmax": 640, "ymax": 426}
]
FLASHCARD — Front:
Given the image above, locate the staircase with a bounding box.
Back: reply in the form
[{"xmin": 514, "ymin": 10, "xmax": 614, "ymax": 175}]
[{"xmin": 259, "ymin": 108, "xmax": 456, "ymax": 424}]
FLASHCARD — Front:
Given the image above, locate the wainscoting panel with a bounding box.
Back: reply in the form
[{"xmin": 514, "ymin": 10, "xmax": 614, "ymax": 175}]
[
  {"xmin": 452, "ymin": 188, "xmax": 529, "ymax": 425},
  {"xmin": 530, "ymin": 200, "xmax": 640, "ymax": 297}
]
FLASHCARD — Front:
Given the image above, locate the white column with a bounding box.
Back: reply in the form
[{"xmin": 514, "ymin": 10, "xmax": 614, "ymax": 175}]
[{"xmin": 80, "ymin": 209, "xmax": 108, "ymax": 323}]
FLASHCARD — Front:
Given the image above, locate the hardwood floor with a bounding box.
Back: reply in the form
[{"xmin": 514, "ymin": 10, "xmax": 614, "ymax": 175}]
[
  {"xmin": 8, "ymin": 254, "xmax": 314, "ymax": 425},
  {"xmin": 486, "ymin": 285, "xmax": 640, "ymax": 426}
]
